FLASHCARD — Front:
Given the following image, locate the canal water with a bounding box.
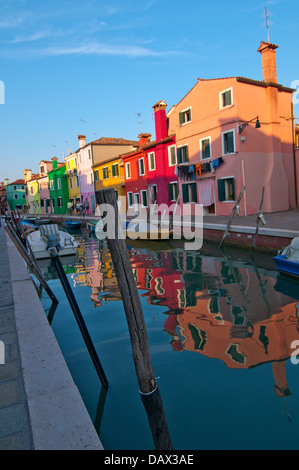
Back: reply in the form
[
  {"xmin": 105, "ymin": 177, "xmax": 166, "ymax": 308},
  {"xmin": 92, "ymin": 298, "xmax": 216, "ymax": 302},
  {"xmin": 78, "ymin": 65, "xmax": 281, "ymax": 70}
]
[{"xmin": 38, "ymin": 226, "xmax": 299, "ymax": 450}]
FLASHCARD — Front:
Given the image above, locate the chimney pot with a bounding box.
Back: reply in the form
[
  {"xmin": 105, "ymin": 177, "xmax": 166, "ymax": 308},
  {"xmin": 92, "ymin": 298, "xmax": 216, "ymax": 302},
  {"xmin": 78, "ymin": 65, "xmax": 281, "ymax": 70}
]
[{"xmin": 257, "ymin": 41, "xmax": 278, "ymax": 83}]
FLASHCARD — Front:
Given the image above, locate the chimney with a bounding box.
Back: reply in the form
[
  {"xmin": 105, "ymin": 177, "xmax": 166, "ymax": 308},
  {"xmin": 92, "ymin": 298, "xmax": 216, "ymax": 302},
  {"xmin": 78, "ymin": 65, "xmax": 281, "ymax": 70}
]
[
  {"xmin": 51, "ymin": 157, "xmax": 58, "ymax": 170},
  {"xmin": 24, "ymin": 169, "xmax": 31, "ymax": 183},
  {"xmin": 5, "ymin": 178, "xmax": 9, "ymax": 186},
  {"xmin": 138, "ymin": 133, "xmax": 151, "ymax": 147},
  {"xmin": 153, "ymin": 100, "xmax": 168, "ymax": 142},
  {"xmin": 78, "ymin": 135, "xmax": 86, "ymax": 149},
  {"xmin": 257, "ymin": 41, "xmax": 278, "ymax": 84}
]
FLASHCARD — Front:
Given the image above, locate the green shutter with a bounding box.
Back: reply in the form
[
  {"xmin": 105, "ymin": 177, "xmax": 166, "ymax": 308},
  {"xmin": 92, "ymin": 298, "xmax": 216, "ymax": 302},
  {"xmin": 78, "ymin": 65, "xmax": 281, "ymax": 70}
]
[
  {"xmin": 182, "ymin": 184, "xmax": 188, "ymax": 203},
  {"xmin": 179, "ymin": 112, "xmax": 185, "ymax": 125},
  {"xmin": 227, "ymin": 132, "xmax": 234, "ymax": 153},
  {"xmin": 218, "ymin": 179, "xmax": 225, "ymax": 202},
  {"xmin": 191, "ymin": 183, "xmax": 197, "ymax": 203},
  {"xmin": 230, "ymin": 178, "xmax": 235, "ymax": 200},
  {"xmin": 177, "ymin": 147, "xmax": 182, "ymax": 165}
]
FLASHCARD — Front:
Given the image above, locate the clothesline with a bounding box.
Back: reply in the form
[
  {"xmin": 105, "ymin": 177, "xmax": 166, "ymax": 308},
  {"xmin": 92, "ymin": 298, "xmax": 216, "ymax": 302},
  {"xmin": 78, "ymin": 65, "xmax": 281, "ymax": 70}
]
[{"xmin": 175, "ymin": 157, "xmax": 224, "ymax": 181}]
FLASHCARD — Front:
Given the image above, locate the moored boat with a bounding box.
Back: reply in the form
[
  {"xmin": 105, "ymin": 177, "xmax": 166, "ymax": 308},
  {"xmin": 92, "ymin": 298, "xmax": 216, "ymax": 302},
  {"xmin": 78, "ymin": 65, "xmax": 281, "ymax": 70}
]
[
  {"xmin": 63, "ymin": 218, "xmax": 81, "ymax": 229},
  {"xmin": 273, "ymin": 238, "xmax": 299, "ymax": 278},
  {"xmin": 27, "ymin": 224, "xmax": 80, "ymax": 259}
]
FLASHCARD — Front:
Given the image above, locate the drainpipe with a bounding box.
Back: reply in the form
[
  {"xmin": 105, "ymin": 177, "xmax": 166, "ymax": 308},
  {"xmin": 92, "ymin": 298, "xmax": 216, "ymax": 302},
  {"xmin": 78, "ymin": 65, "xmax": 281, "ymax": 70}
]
[{"xmin": 291, "ymin": 101, "xmax": 298, "ymax": 207}]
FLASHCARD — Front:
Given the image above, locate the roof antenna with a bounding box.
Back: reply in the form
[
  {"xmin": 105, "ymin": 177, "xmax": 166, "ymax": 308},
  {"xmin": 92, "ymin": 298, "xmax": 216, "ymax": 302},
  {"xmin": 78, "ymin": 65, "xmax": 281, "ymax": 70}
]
[
  {"xmin": 265, "ymin": 6, "xmax": 270, "ymax": 42},
  {"xmin": 134, "ymin": 112, "xmax": 142, "ymax": 134}
]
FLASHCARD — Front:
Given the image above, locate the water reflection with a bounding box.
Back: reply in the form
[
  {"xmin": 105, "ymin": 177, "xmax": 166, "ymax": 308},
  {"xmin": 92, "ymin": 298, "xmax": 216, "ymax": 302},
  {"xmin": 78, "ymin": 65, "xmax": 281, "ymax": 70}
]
[{"xmin": 40, "ymin": 230, "xmax": 299, "ymax": 431}]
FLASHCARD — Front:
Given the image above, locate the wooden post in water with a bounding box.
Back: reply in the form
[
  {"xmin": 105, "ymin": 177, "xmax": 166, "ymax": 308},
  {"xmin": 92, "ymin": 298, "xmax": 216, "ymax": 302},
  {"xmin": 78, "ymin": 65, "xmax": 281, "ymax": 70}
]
[
  {"xmin": 251, "ymin": 187, "xmax": 266, "ymax": 251},
  {"xmin": 219, "ymin": 186, "xmax": 245, "ymax": 248},
  {"xmin": 5, "ymin": 221, "xmax": 58, "ymax": 304},
  {"xmin": 96, "ymin": 188, "xmax": 173, "ymax": 450}
]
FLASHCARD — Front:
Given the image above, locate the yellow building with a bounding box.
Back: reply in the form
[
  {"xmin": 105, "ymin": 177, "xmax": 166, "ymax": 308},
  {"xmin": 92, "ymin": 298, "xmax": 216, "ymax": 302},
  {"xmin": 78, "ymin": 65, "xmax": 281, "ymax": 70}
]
[
  {"xmin": 92, "ymin": 156, "xmax": 126, "ymax": 212},
  {"xmin": 64, "ymin": 152, "xmax": 80, "ymax": 208}
]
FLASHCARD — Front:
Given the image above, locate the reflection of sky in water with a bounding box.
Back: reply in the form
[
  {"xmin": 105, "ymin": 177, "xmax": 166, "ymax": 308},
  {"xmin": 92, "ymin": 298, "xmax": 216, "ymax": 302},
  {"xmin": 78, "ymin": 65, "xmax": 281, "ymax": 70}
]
[{"xmin": 39, "ymin": 230, "xmax": 299, "ymax": 450}]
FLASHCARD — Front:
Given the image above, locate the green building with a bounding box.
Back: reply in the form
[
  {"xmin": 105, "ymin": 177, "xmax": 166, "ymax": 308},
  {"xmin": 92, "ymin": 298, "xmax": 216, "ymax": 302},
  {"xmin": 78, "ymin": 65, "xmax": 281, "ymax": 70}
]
[
  {"xmin": 48, "ymin": 158, "xmax": 69, "ymax": 214},
  {"xmin": 6, "ymin": 179, "xmax": 27, "ymax": 211}
]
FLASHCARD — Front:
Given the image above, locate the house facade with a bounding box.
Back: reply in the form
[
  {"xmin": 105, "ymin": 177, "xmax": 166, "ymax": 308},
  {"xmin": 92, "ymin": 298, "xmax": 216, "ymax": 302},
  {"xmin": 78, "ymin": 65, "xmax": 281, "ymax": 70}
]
[
  {"xmin": 167, "ymin": 41, "xmax": 296, "ymax": 216},
  {"xmin": 48, "ymin": 157, "xmax": 69, "ymax": 214},
  {"xmin": 122, "ymin": 133, "xmax": 151, "ymax": 214},
  {"xmin": 0, "ymin": 181, "xmax": 7, "ymax": 212},
  {"xmin": 93, "ymin": 156, "xmax": 126, "ymax": 214},
  {"xmin": 6, "ymin": 179, "xmax": 26, "ymax": 211},
  {"xmin": 64, "ymin": 152, "xmax": 80, "ymax": 208},
  {"xmin": 142, "ymin": 100, "xmax": 178, "ymax": 209}
]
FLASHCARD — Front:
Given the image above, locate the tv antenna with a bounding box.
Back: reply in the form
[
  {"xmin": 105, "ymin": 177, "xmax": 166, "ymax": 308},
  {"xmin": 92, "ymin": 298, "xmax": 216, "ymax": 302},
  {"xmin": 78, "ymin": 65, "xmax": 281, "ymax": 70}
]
[
  {"xmin": 134, "ymin": 112, "xmax": 142, "ymax": 133},
  {"xmin": 265, "ymin": 7, "xmax": 270, "ymax": 42}
]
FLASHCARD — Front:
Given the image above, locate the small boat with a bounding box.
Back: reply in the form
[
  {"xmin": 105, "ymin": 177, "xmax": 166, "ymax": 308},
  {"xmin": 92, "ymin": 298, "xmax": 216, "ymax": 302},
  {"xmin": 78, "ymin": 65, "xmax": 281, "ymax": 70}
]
[
  {"xmin": 273, "ymin": 237, "xmax": 299, "ymax": 278},
  {"xmin": 27, "ymin": 224, "xmax": 80, "ymax": 259},
  {"xmin": 63, "ymin": 218, "xmax": 81, "ymax": 229},
  {"xmin": 34, "ymin": 218, "xmax": 52, "ymax": 226}
]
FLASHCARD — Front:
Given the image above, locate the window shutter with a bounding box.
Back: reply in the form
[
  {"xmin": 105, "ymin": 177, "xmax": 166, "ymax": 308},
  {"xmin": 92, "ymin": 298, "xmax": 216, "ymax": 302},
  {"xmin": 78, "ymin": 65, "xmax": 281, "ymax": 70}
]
[
  {"xmin": 177, "ymin": 147, "xmax": 182, "ymax": 165},
  {"xmin": 182, "ymin": 184, "xmax": 188, "ymax": 203},
  {"xmin": 227, "ymin": 132, "xmax": 234, "ymax": 153},
  {"xmin": 191, "ymin": 183, "xmax": 197, "ymax": 203},
  {"xmin": 218, "ymin": 179, "xmax": 225, "ymax": 202},
  {"xmin": 230, "ymin": 178, "xmax": 235, "ymax": 200},
  {"xmin": 168, "ymin": 183, "xmax": 173, "ymax": 201},
  {"xmin": 179, "ymin": 112, "xmax": 185, "ymax": 125},
  {"xmin": 185, "ymin": 146, "xmax": 189, "ymax": 162}
]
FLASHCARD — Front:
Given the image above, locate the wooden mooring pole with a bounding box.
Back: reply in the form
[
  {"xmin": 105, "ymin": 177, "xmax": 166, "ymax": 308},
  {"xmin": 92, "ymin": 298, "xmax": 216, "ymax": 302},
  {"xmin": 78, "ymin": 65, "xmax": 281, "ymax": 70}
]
[
  {"xmin": 219, "ymin": 186, "xmax": 245, "ymax": 248},
  {"xmin": 4, "ymin": 220, "xmax": 58, "ymax": 304},
  {"xmin": 96, "ymin": 189, "xmax": 173, "ymax": 450}
]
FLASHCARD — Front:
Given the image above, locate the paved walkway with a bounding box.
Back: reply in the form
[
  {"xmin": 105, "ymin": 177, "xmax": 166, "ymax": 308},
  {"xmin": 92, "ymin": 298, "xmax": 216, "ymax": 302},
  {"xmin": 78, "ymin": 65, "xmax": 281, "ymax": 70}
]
[{"xmin": 0, "ymin": 222, "xmax": 103, "ymax": 450}]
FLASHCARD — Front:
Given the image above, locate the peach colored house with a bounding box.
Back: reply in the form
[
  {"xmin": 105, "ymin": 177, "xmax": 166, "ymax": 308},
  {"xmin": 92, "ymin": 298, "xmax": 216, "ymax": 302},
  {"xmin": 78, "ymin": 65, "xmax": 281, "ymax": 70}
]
[{"xmin": 167, "ymin": 41, "xmax": 297, "ymax": 216}]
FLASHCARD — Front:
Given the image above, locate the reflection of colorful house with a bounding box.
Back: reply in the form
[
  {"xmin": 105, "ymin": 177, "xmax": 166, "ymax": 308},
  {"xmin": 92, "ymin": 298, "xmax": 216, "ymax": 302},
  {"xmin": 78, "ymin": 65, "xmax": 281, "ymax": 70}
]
[
  {"xmin": 48, "ymin": 157, "xmax": 69, "ymax": 214},
  {"xmin": 167, "ymin": 41, "xmax": 296, "ymax": 216},
  {"xmin": 64, "ymin": 152, "xmax": 80, "ymax": 207}
]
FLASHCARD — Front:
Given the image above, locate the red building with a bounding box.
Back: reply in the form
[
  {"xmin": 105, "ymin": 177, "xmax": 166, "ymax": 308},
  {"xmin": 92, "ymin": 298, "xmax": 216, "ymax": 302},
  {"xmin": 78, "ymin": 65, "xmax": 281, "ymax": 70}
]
[{"xmin": 122, "ymin": 100, "xmax": 178, "ymax": 215}]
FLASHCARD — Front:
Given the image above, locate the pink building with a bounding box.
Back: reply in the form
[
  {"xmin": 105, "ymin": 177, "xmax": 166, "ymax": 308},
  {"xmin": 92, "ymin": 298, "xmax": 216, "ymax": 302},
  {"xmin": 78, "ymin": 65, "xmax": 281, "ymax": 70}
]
[
  {"xmin": 77, "ymin": 135, "xmax": 95, "ymax": 214},
  {"xmin": 167, "ymin": 41, "xmax": 296, "ymax": 216}
]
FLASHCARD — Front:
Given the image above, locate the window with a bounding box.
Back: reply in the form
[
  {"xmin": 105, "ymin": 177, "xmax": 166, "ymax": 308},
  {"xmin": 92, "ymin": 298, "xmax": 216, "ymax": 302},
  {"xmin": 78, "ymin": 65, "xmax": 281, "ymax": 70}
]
[
  {"xmin": 76, "ymin": 176, "xmax": 79, "ymax": 187},
  {"xmin": 168, "ymin": 182, "xmax": 179, "ymax": 201},
  {"xmin": 182, "ymin": 183, "xmax": 197, "ymax": 203},
  {"xmin": 125, "ymin": 162, "xmax": 131, "ymax": 179},
  {"xmin": 14, "ymin": 194, "xmax": 18, "ymax": 200},
  {"xmin": 30, "ymin": 186, "xmax": 34, "ymax": 195},
  {"xmin": 222, "ymin": 130, "xmax": 235, "ymax": 155},
  {"xmin": 168, "ymin": 145, "xmax": 177, "ymax": 166},
  {"xmin": 141, "ymin": 189, "xmax": 148, "ymax": 207},
  {"xmin": 21, "ymin": 185, "xmax": 25, "ymax": 190},
  {"xmin": 112, "ymin": 163, "xmax": 119, "ymax": 177},
  {"xmin": 69, "ymin": 177, "xmax": 73, "ymax": 189},
  {"xmin": 41, "ymin": 199, "xmax": 44, "ymax": 207},
  {"xmin": 50, "ymin": 180, "xmax": 54, "ymax": 190},
  {"xmin": 57, "ymin": 197, "xmax": 63, "ymax": 207},
  {"xmin": 102, "ymin": 167, "xmax": 109, "ymax": 180},
  {"xmin": 179, "ymin": 107, "xmax": 192, "ymax": 125},
  {"xmin": 75, "ymin": 157, "xmax": 77, "ymax": 167},
  {"xmin": 57, "ymin": 178, "xmax": 61, "ymax": 190},
  {"xmin": 94, "ymin": 170, "xmax": 99, "ymax": 182},
  {"xmin": 177, "ymin": 145, "xmax": 189, "ymax": 164},
  {"xmin": 138, "ymin": 158, "xmax": 145, "ymax": 176},
  {"xmin": 149, "ymin": 184, "xmax": 157, "ymax": 205},
  {"xmin": 127, "ymin": 192, "xmax": 133, "ymax": 207},
  {"xmin": 148, "ymin": 152, "xmax": 155, "ymax": 171},
  {"xmin": 200, "ymin": 137, "xmax": 211, "ymax": 160},
  {"xmin": 88, "ymin": 149, "xmax": 91, "ymax": 160},
  {"xmin": 14, "ymin": 186, "xmax": 17, "ymax": 190},
  {"xmin": 67, "ymin": 162, "xmax": 70, "ymax": 170},
  {"xmin": 218, "ymin": 177, "xmax": 235, "ymax": 202},
  {"xmin": 220, "ymin": 88, "xmax": 233, "ymax": 109},
  {"xmin": 40, "ymin": 166, "xmax": 44, "ymax": 174}
]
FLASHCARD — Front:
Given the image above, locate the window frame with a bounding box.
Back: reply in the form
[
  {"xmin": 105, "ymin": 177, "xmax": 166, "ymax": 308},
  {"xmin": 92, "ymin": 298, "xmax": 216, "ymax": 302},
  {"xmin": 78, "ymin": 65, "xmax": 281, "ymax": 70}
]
[
  {"xmin": 168, "ymin": 181, "xmax": 179, "ymax": 202},
  {"xmin": 127, "ymin": 191, "xmax": 133, "ymax": 207},
  {"xmin": 125, "ymin": 162, "xmax": 131, "ymax": 179},
  {"xmin": 177, "ymin": 144, "xmax": 189, "ymax": 164},
  {"xmin": 179, "ymin": 106, "xmax": 192, "ymax": 125},
  {"xmin": 112, "ymin": 163, "xmax": 119, "ymax": 178},
  {"xmin": 168, "ymin": 145, "xmax": 177, "ymax": 167},
  {"xmin": 140, "ymin": 189, "xmax": 148, "ymax": 207},
  {"xmin": 102, "ymin": 166, "xmax": 109, "ymax": 180},
  {"xmin": 218, "ymin": 176, "xmax": 235, "ymax": 202},
  {"xmin": 219, "ymin": 87, "xmax": 233, "ymax": 110},
  {"xmin": 222, "ymin": 129, "xmax": 236, "ymax": 156},
  {"xmin": 138, "ymin": 157, "xmax": 145, "ymax": 176},
  {"xmin": 182, "ymin": 182, "xmax": 197, "ymax": 204},
  {"xmin": 200, "ymin": 136, "xmax": 212, "ymax": 160},
  {"xmin": 148, "ymin": 152, "xmax": 155, "ymax": 171}
]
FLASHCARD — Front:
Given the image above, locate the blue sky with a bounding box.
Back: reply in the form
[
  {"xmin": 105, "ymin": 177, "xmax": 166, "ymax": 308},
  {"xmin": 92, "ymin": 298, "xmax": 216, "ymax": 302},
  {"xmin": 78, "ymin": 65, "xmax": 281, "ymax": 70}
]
[{"xmin": 0, "ymin": 0, "xmax": 298, "ymax": 182}]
